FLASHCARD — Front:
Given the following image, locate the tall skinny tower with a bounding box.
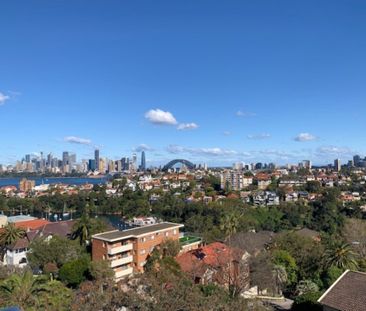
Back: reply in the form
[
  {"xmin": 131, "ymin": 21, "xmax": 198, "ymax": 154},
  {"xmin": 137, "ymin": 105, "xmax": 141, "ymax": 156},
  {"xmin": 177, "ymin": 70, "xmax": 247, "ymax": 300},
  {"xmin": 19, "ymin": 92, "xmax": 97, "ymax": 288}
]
[
  {"xmin": 141, "ymin": 151, "xmax": 146, "ymax": 171},
  {"xmin": 95, "ymin": 149, "xmax": 100, "ymax": 171}
]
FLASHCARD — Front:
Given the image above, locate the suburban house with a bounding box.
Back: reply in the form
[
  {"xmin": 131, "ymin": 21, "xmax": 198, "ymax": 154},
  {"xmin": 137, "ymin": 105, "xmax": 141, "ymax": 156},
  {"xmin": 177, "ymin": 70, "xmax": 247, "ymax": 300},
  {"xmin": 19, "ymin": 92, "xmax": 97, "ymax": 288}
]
[
  {"xmin": 318, "ymin": 270, "xmax": 366, "ymax": 311},
  {"xmin": 253, "ymin": 191, "xmax": 280, "ymax": 206},
  {"xmin": 3, "ymin": 237, "xmax": 30, "ymax": 267},
  {"xmin": 2, "ymin": 220, "xmax": 75, "ymax": 267},
  {"xmin": 175, "ymin": 242, "xmax": 250, "ymax": 290},
  {"xmin": 92, "ymin": 222, "xmax": 199, "ymax": 281}
]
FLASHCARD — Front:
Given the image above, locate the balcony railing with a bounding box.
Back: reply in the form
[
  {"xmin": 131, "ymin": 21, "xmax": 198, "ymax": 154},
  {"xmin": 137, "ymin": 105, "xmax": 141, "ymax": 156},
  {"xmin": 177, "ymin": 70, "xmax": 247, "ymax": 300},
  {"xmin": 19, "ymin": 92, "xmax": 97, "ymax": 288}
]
[
  {"xmin": 115, "ymin": 267, "xmax": 133, "ymax": 279},
  {"xmin": 108, "ymin": 243, "xmax": 133, "ymax": 255},
  {"xmin": 110, "ymin": 256, "xmax": 133, "ymax": 268}
]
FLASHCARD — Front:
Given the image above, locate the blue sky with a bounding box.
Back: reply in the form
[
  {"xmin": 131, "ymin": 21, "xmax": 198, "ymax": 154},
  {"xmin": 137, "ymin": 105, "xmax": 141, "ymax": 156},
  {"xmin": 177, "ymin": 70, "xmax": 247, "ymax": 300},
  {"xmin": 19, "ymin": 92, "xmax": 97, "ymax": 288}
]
[{"xmin": 1, "ymin": 1, "xmax": 366, "ymax": 166}]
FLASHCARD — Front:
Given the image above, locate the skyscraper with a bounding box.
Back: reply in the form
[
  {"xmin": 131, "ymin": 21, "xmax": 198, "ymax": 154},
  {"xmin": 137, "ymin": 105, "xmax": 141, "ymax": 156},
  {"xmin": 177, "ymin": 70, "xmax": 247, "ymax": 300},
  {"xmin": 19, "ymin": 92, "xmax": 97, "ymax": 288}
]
[
  {"xmin": 141, "ymin": 151, "xmax": 146, "ymax": 171},
  {"xmin": 121, "ymin": 157, "xmax": 129, "ymax": 171},
  {"xmin": 62, "ymin": 151, "xmax": 69, "ymax": 167},
  {"xmin": 47, "ymin": 153, "xmax": 52, "ymax": 168},
  {"xmin": 354, "ymin": 155, "xmax": 361, "ymax": 167},
  {"xmin": 69, "ymin": 153, "xmax": 76, "ymax": 167},
  {"xmin": 95, "ymin": 149, "xmax": 100, "ymax": 171},
  {"xmin": 130, "ymin": 153, "xmax": 137, "ymax": 172},
  {"xmin": 89, "ymin": 159, "xmax": 96, "ymax": 171},
  {"xmin": 334, "ymin": 159, "xmax": 341, "ymax": 172}
]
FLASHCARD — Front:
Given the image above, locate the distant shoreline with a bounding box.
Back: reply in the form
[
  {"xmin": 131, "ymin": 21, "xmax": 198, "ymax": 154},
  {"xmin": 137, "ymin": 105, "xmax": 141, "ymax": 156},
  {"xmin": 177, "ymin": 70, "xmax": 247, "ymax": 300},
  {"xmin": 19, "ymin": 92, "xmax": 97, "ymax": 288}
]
[{"xmin": 0, "ymin": 176, "xmax": 110, "ymax": 187}]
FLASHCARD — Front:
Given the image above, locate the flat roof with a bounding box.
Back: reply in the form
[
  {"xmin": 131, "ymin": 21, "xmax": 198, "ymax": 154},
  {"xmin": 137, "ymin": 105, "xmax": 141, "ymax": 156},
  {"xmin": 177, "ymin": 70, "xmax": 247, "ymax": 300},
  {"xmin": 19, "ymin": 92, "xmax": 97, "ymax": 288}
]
[{"xmin": 92, "ymin": 222, "xmax": 184, "ymax": 242}]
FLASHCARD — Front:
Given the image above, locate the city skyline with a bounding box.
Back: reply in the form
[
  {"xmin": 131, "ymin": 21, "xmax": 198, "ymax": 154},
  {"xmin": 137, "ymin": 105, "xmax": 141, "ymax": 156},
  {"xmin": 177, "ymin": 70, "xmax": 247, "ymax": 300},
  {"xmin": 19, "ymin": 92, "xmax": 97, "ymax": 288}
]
[
  {"xmin": 3, "ymin": 147, "xmax": 366, "ymax": 172},
  {"xmin": 2, "ymin": 1, "xmax": 366, "ymax": 166}
]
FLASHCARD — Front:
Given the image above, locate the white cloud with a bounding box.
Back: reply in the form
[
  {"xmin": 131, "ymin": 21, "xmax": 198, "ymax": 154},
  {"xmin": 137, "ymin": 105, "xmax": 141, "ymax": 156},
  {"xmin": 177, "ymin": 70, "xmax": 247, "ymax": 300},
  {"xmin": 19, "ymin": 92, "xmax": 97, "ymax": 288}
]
[
  {"xmin": 0, "ymin": 92, "xmax": 10, "ymax": 105},
  {"xmin": 316, "ymin": 145, "xmax": 353, "ymax": 156},
  {"xmin": 133, "ymin": 144, "xmax": 154, "ymax": 152},
  {"xmin": 294, "ymin": 133, "xmax": 317, "ymax": 142},
  {"xmin": 236, "ymin": 110, "xmax": 256, "ymax": 117},
  {"xmin": 64, "ymin": 136, "xmax": 92, "ymax": 145},
  {"xmin": 223, "ymin": 131, "xmax": 231, "ymax": 136},
  {"xmin": 247, "ymin": 133, "xmax": 271, "ymax": 140},
  {"xmin": 144, "ymin": 109, "xmax": 177, "ymax": 125},
  {"xmin": 177, "ymin": 123, "xmax": 198, "ymax": 131},
  {"xmin": 256, "ymin": 149, "xmax": 296, "ymax": 160},
  {"xmin": 166, "ymin": 144, "xmax": 244, "ymax": 157}
]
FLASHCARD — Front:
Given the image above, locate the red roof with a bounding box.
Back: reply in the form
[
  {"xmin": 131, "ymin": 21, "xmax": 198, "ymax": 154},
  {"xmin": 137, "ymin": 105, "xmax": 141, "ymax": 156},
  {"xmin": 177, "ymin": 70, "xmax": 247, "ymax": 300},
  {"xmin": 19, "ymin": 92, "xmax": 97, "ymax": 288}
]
[
  {"xmin": 176, "ymin": 242, "xmax": 243, "ymax": 273},
  {"xmin": 15, "ymin": 219, "xmax": 51, "ymax": 230}
]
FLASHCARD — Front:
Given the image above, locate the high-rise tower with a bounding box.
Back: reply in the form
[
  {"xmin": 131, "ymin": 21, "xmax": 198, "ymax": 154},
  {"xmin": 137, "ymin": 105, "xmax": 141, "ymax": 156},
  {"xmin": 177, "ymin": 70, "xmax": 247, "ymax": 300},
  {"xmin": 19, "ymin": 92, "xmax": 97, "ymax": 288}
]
[
  {"xmin": 95, "ymin": 149, "xmax": 100, "ymax": 171},
  {"xmin": 141, "ymin": 151, "xmax": 146, "ymax": 171}
]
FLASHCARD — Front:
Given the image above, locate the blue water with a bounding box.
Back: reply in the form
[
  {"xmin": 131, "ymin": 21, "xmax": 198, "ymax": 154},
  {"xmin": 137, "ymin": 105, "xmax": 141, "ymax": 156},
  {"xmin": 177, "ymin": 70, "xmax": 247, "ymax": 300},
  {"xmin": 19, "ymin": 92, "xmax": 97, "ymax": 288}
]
[{"xmin": 0, "ymin": 177, "xmax": 109, "ymax": 188}]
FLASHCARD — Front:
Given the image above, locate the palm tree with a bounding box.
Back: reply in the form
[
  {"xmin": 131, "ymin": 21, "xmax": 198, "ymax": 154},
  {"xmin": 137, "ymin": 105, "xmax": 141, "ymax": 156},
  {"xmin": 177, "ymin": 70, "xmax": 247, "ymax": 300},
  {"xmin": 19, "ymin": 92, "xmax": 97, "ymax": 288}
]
[
  {"xmin": 72, "ymin": 214, "xmax": 91, "ymax": 246},
  {"xmin": 272, "ymin": 265, "xmax": 287, "ymax": 296},
  {"xmin": 324, "ymin": 242, "xmax": 359, "ymax": 270},
  {"xmin": 37, "ymin": 279, "xmax": 73, "ymax": 311},
  {"xmin": 0, "ymin": 270, "xmax": 48, "ymax": 309},
  {"xmin": 0, "ymin": 223, "xmax": 25, "ymax": 247},
  {"xmin": 72, "ymin": 214, "xmax": 107, "ymax": 246},
  {"xmin": 220, "ymin": 212, "xmax": 240, "ymax": 242}
]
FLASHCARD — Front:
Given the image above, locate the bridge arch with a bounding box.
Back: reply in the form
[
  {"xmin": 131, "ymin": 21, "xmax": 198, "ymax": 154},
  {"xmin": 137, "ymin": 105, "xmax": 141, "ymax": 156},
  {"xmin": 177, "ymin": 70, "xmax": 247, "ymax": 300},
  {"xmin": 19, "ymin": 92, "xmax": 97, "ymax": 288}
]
[{"xmin": 162, "ymin": 159, "xmax": 195, "ymax": 171}]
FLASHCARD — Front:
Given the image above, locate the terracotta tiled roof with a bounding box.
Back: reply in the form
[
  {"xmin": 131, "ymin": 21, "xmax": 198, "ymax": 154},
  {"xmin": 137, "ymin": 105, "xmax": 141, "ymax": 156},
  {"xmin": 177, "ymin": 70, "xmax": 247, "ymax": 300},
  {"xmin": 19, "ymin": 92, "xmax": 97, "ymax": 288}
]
[
  {"xmin": 15, "ymin": 219, "xmax": 51, "ymax": 230},
  {"xmin": 176, "ymin": 242, "xmax": 244, "ymax": 275},
  {"xmin": 318, "ymin": 270, "xmax": 366, "ymax": 311}
]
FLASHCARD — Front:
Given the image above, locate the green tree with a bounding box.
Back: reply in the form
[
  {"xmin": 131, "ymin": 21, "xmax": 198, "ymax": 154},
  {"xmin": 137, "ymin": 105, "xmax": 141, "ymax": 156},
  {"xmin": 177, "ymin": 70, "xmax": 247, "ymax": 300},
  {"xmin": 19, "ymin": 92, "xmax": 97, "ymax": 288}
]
[
  {"xmin": 59, "ymin": 256, "xmax": 90, "ymax": 288},
  {"xmin": 295, "ymin": 280, "xmax": 319, "ymax": 296},
  {"xmin": 272, "ymin": 232, "xmax": 324, "ymax": 281},
  {"xmin": 0, "ymin": 270, "xmax": 48, "ymax": 310},
  {"xmin": 0, "ymin": 223, "xmax": 25, "ymax": 247},
  {"xmin": 28, "ymin": 236, "xmax": 84, "ymax": 270},
  {"xmin": 272, "ymin": 250, "xmax": 298, "ymax": 287},
  {"xmin": 89, "ymin": 260, "xmax": 114, "ymax": 293},
  {"xmin": 72, "ymin": 214, "xmax": 107, "ymax": 246},
  {"xmin": 306, "ymin": 181, "xmax": 321, "ymax": 193},
  {"xmin": 323, "ymin": 242, "xmax": 358, "ymax": 270},
  {"xmin": 38, "ymin": 279, "xmax": 73, "ymax": 311},
  {"xmin": 145, "ymin": 239, "xmax": 182, "ymax": 278},
  {"xmin": 272, "ymin": 265, "xmax": 287, "ymax": 296},
  {"xmin": 322, "ymin": 265, "xmax": 343, "ymax": 288},
  {"xmin": 292, "ymin": 291, "xmax": 322, "ymax": 311},
  {"xmin": 220, "ymin": 212, "xmax": 240, "ymax": 241}
]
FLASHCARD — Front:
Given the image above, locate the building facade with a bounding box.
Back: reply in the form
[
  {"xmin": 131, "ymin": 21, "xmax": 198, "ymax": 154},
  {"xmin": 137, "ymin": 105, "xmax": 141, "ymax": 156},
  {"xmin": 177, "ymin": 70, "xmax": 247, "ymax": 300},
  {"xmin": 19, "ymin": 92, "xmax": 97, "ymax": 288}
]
[
  {"xmin": 92, "ymin": 222, "xmax": 184, "ymax": 281},
  {"xmin": 220, "ymin": 171, "xmax": 253, "ymax": 191},
  {"xmin": 19, "ymin": 178, "xmax": 35, "ymax": 192}
]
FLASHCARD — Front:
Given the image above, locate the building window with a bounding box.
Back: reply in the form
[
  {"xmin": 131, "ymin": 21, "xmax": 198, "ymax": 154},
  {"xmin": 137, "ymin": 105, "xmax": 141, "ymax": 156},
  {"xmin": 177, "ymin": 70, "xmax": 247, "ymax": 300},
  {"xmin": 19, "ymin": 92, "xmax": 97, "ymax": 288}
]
[
  {"xmin": 151, "ymin": 235, "xmax": 155, "ymax": 240},
  {"xmin": 103, "ymin": 242, "xmax": 106, "ymax": 248},
  {"xmin": 140, "ymin": 249, "xmax": 146, "ymax": 255},
  {"xmin": 165, "ymin": 232, "xmax": 169, "ymax": 237},
  {"xmin": 173, "ymin": 229, "xmax": 177, "ymax": 235}
]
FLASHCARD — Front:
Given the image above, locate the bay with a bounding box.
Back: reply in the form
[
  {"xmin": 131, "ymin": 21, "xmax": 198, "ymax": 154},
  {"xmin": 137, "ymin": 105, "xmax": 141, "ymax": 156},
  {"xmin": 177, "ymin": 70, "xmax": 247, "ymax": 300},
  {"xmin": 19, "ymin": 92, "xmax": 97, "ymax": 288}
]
[{"xmin": 0, "ymin": 176, "xmax": 110, "ymax": 188}]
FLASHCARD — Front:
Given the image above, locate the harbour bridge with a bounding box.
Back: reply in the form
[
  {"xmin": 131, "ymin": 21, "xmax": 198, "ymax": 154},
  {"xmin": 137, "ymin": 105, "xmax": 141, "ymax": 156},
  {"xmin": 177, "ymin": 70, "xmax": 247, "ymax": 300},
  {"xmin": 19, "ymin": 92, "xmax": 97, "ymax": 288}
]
[{"xmin": 162, "ymin": 159, "xmax": 195, "ymax": 171}]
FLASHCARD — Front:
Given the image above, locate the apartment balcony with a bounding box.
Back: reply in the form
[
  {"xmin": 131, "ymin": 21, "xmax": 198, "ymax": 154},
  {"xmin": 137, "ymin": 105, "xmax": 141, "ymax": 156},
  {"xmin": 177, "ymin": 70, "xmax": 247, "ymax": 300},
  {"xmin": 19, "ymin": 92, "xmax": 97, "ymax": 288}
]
[
  {"xmin": 115, "ymin": 267, "xmax": 133, "ymax": 279},
  {"xmin": 108, "ymin": 243, "xmax": 133, "ymax": 255},
  {"xmin": 110, "ymin": 255, "xmax": 133, "ymax": 268}
]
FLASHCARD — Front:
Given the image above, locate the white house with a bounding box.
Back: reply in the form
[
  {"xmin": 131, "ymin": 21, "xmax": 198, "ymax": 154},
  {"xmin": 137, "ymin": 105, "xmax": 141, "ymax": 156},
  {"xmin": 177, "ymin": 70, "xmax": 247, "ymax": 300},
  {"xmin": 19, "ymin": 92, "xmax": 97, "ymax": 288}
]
[{"xmin": 3, "ymin": 238, "xmax": 29, "ymax": 267}]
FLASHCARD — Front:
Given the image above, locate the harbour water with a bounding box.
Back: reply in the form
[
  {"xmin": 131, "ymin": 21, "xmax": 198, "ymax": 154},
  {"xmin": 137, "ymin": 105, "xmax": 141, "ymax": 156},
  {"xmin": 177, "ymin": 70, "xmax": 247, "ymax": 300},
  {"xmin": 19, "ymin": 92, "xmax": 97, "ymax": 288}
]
[{"xmin": 0, "ymin": 176, "xmax": 109, "ymax": 188}]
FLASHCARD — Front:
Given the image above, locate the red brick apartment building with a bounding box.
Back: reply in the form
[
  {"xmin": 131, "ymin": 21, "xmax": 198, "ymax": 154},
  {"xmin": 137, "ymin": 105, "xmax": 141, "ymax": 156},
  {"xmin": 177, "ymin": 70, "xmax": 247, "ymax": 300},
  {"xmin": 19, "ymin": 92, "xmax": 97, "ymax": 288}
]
[{"xmin": 92, "ymin": 222, "xmax": 184, "ymax": 281}]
